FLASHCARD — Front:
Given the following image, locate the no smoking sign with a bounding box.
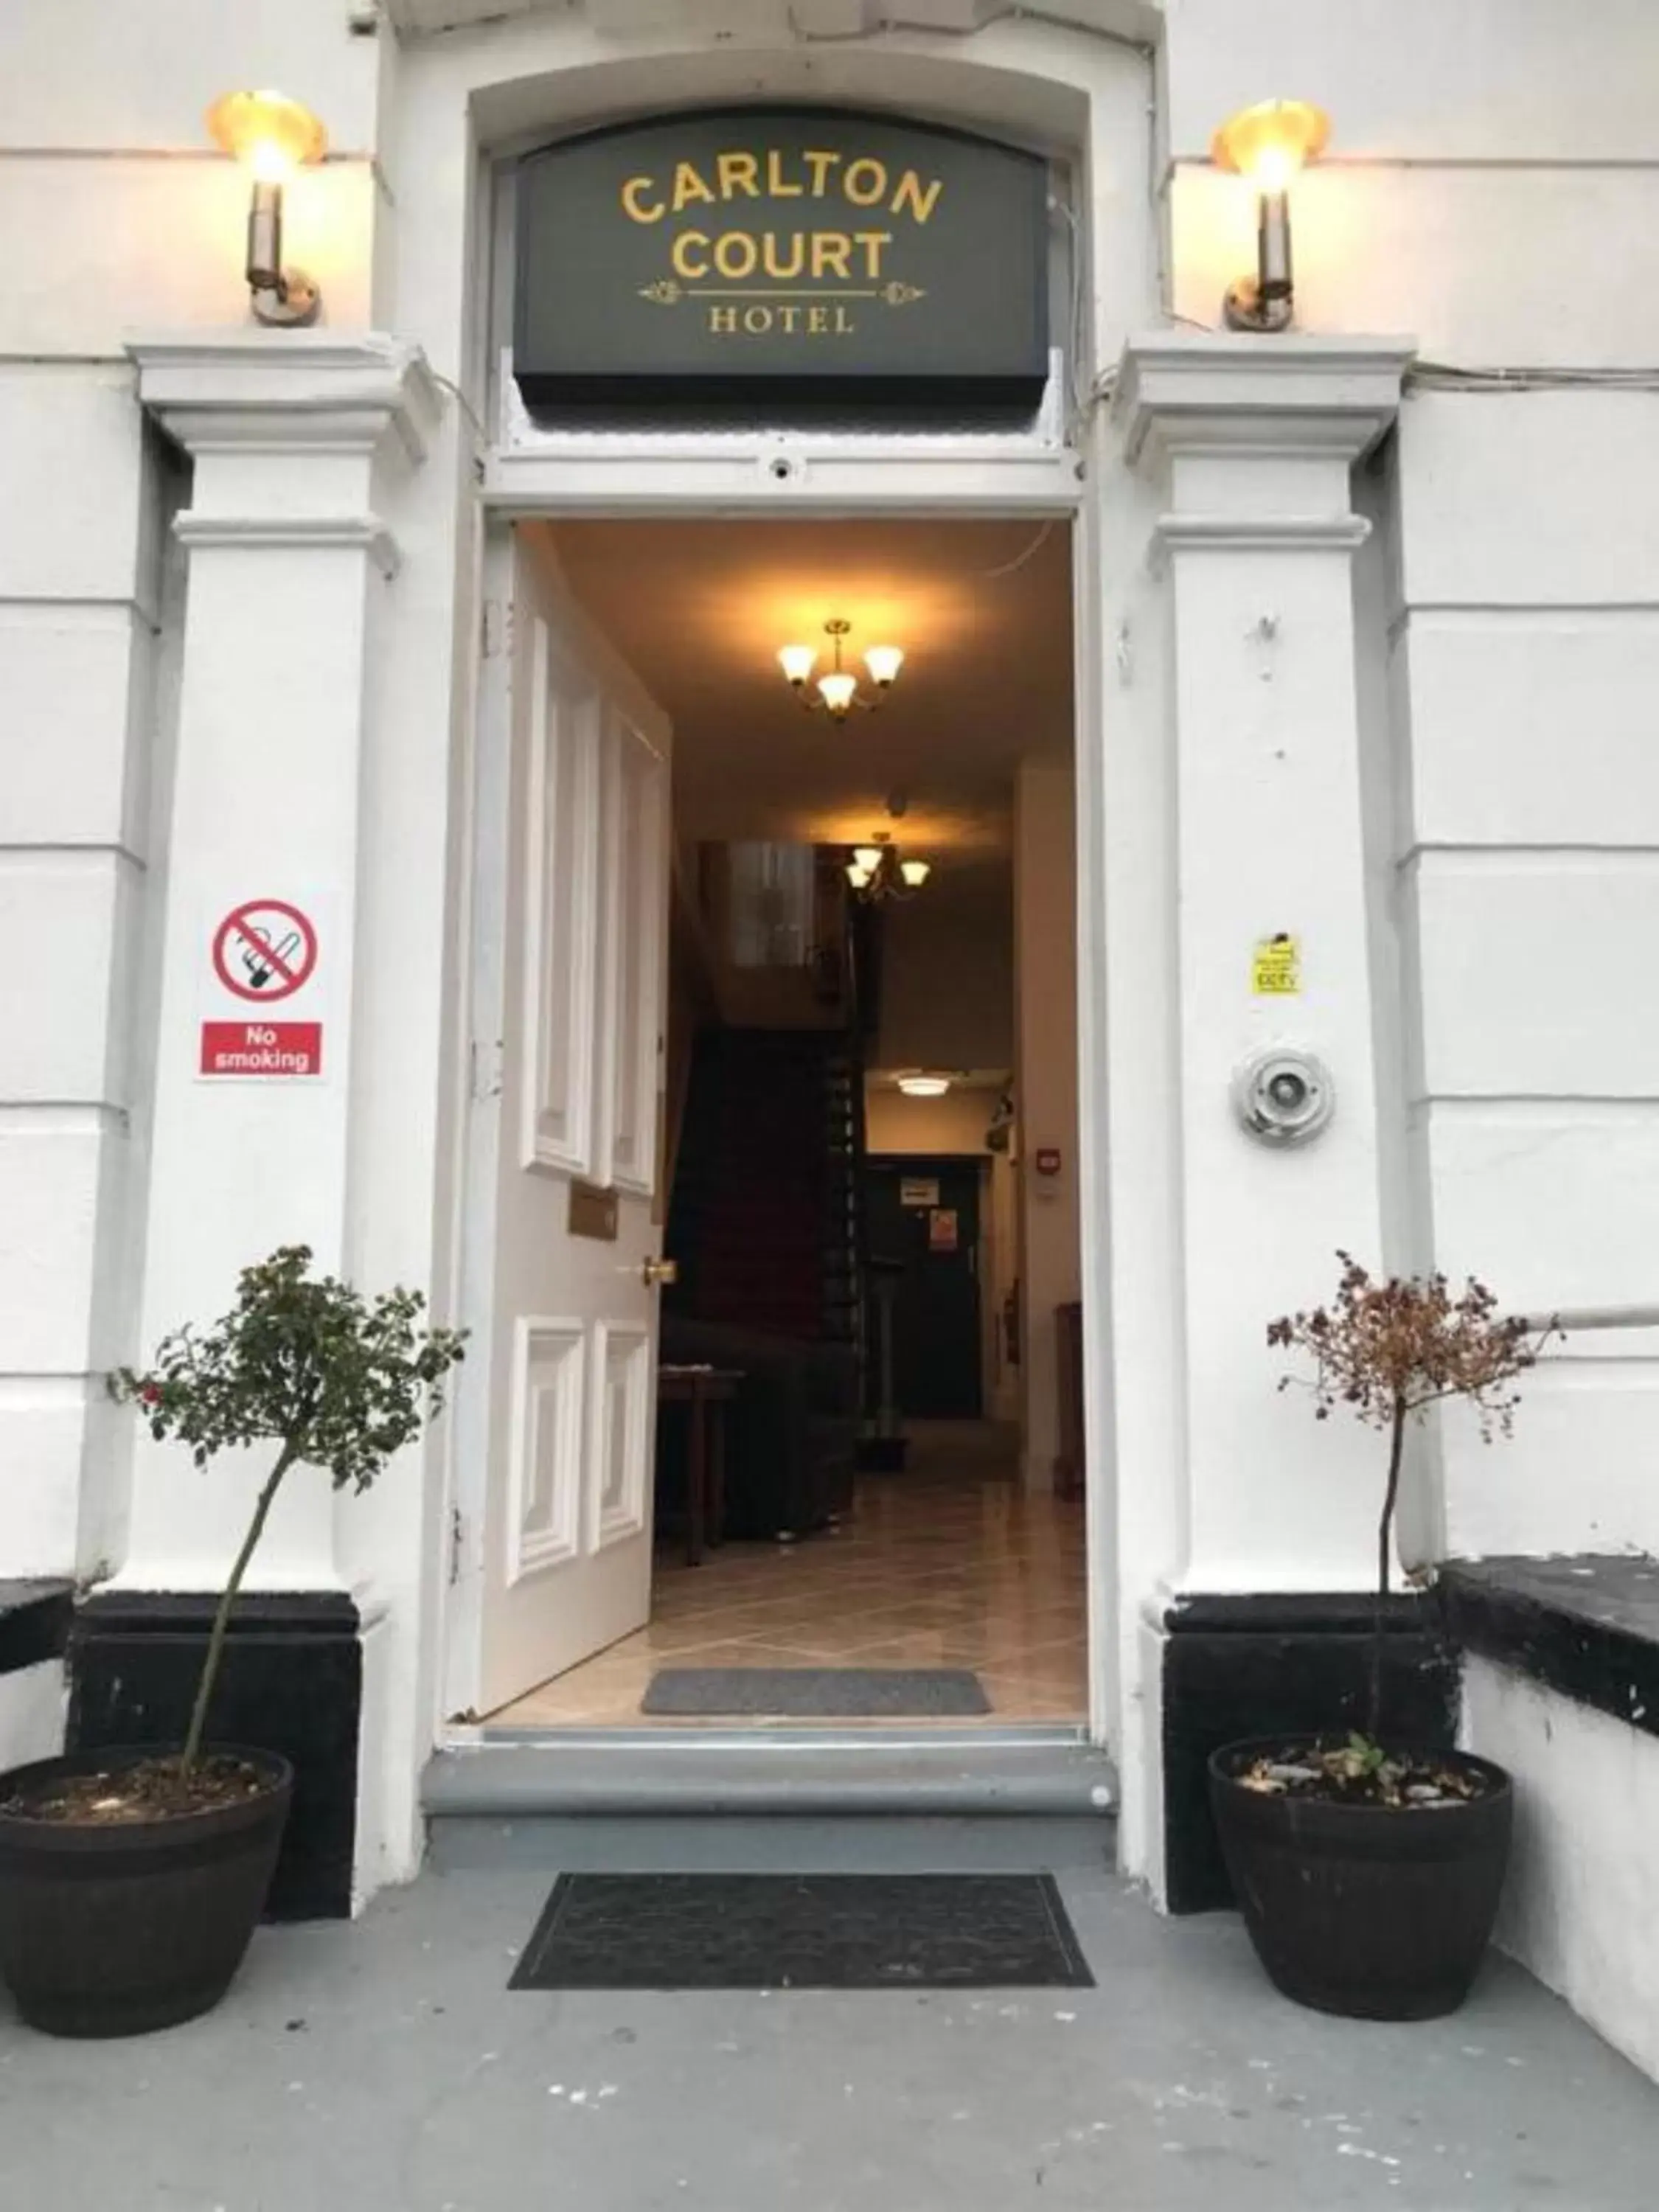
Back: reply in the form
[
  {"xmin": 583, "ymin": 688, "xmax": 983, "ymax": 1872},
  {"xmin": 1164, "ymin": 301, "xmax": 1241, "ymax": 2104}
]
[{"xmin": 200, "ymin": 894, "xmax": 327, "ymax": 1079}]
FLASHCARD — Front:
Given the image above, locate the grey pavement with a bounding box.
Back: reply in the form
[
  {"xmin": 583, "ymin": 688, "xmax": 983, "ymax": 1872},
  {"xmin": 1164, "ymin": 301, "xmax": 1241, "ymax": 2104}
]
[{"xmin": 2, "ymin": 1828, "xmax": 1655, "ymax": 2211}]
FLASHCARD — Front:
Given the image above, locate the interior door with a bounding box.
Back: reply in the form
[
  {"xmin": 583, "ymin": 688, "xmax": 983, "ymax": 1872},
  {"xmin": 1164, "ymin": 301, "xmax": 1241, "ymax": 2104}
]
[
  {"xmin": 474, "ymin": 528, "xmax": 672, "ymax": 1714},
  {"xmin": 865, "ymin": 1157, "xmax": 984, "ymax": 1419}
]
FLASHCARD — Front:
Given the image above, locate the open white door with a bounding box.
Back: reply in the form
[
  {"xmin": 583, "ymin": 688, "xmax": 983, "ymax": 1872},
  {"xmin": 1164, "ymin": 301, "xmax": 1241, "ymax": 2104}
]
[{"xmin": 472, "ymin": 528, "xmax": 672, "ymax": 1715}]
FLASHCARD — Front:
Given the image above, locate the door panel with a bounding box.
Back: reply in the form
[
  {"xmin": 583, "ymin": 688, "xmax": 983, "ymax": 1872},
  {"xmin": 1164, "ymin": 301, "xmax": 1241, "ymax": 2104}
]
[
  {"xmin": 866, "ymin": 1156, "xmax": 984, "ymax": 1420},
  {"xmin": 476, "ymin": 530, "xmax": 672, "ymax": 1714}
]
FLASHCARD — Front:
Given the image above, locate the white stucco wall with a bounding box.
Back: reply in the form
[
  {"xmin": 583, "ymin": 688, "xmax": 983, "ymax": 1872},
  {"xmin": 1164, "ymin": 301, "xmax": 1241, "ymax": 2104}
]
[{"xmin": 1462, "ymin": 1655, "xmax": 1659, "ymax": 2084}]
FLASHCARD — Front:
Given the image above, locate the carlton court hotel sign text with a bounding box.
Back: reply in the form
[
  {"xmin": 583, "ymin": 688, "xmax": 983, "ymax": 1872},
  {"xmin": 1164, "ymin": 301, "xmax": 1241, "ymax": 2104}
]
[{"xmin": 512, "ymin": 108, "xmax": 1050, "ymax": 416}]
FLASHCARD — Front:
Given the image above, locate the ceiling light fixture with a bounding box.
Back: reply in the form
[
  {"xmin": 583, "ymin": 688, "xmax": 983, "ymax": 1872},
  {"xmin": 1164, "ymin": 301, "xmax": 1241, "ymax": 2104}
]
[
  {"xmin": 206, "ymin": 88, "xmax": 327, "ymax": 327},
  {"xmin": 779, "ymin": 618, "xmax": 904, "ymax": 721},
  {"xmin": 844, "ymin": 832, "xmax": 931, "ymax": 902},
  {"xmin": 1211, "ymin": 98, "xmax": 1330, "ymax": 334},
  {"xmin": 897, "ymin": 1073, "xmax": 953, "ymax": 1099}
]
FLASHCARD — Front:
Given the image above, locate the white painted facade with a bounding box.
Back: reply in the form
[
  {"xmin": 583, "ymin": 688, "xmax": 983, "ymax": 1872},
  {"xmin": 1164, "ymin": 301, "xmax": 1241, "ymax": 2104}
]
[{"xmin": 5, "ymin": 0, "xmax": 1659, "ymax": 2062}]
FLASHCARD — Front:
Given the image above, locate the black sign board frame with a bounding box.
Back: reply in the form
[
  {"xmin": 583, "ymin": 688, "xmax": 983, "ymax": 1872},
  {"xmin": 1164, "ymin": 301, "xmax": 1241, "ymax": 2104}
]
[{"xmin": 512, "ymin": 106, "xmax": 1051, "ymax": 425}]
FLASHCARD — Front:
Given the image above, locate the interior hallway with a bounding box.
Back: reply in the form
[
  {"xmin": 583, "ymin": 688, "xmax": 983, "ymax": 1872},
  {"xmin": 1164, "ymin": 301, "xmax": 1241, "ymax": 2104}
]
[{"xmin": 487, "ymin": 1422, "xmax": 1088, "ymax": 1729}]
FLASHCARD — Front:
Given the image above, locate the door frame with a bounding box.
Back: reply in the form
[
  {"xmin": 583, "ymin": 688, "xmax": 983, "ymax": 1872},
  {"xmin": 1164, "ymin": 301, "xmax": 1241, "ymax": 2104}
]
[{"xmin": 439, "ymin": 467, "xmax": 1110, "ymax": 1748}]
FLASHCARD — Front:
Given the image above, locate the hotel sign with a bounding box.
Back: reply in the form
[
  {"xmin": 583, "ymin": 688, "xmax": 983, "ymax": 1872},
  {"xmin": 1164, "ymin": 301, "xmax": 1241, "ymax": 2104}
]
[{"xmin": 513, "ymin": 109, "xmax": 1049, "ymax": 416}]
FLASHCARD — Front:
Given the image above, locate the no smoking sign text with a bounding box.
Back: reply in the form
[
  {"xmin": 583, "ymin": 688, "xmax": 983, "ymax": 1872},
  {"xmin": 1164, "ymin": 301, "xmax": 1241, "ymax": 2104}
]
[{"xmin": 199, "ymin": 896, "xmax": 326, "ymax": 1079}]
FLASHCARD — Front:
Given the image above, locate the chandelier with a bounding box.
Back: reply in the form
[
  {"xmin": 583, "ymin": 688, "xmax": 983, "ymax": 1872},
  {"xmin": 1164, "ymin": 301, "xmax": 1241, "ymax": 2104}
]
[
  {"xmin": 779, "ymin": 618, "xmax": 904, "ymax": 720},
  {"xmin": 846, "ymin": 832, "xmax": 931, "ymax": 901}
]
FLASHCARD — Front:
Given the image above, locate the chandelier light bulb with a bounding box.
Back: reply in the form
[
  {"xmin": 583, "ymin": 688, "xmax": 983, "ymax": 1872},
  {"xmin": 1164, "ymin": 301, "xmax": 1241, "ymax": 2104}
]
[
  {"xmin": 900, "ymin": 858, "xmax": 931, "ymax": 888},
  {"xmin": 777, "ymin": 642, "xmax": 817, "ymax": 687},
  {"xmin": 852, "ymin": 846, "xmax": 885, "ymax": 873},
  {"xmin": 818, "ymin": 670, "xmax": 858, "ymax": 715},
  {"xmin": 846, "ymin": 861, "xmax": 874, "ymax": 888},
  {"xmin": 863, "ymin": 644, "xmax": 905, "ymax": 689}
]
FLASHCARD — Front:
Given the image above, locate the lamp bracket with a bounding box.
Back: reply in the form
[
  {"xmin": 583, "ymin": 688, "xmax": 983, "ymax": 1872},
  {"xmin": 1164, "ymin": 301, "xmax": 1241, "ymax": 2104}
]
[
  {"xmin": 1222, "ymin": 276, "xmax": 1293, "ymax": 335},
  {"xmin": 251, "ymin": 271, "xmax": 322, "ymax": 329}
]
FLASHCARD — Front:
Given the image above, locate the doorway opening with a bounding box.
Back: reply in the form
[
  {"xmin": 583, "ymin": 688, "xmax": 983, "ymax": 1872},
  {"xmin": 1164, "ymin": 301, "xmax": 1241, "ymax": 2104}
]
[{"xmin": 463, "ymin": 514, "xmax": 1086, "ymax": 1733}]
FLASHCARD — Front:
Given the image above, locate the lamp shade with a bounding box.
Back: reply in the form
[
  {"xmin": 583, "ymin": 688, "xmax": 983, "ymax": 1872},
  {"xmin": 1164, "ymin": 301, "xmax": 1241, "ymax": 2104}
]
[
  {"xmin": 852, "ymin": 846, "xmax": 884, "ymax": 872},
  {"xmin": 1210, "ymin": 99, "xmax": 1329, "ymax": 192},
  {"xmin": 818, "ymin": 671, "xmax": 857, "ymax": 714},
  {"xmin": 206, "ymin": 89, "xmax": 327, "ymax": 181},
  {"xmin": 777, "ymin": 642, "xmax": 817, "ymax": 686},
  {"xmin": 900, "ymin": 858, "xmax": 931, "ymax": 888},
  {"xmin": 863, "ymin": 644, "xmax": 905, "ymax": 688}
]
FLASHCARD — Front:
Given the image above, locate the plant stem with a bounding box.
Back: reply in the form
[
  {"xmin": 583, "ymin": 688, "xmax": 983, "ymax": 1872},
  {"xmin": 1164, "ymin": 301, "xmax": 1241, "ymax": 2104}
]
[
  {"xmin": 1370, "ymin": 1394, "xmax": 1408, "ymax": 1742},
  {"xmin": 180, "ymin": 1443, "xmax": 298, "ymax": 1776}
]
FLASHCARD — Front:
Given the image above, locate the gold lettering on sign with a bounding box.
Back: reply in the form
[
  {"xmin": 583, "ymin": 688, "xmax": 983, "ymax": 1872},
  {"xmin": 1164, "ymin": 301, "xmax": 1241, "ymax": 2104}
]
[
  {"xmin": 852, "ymin": 230, "xmax": 892, "ymax": 277},
  {"xmin": 762, "ymin": 232, "xmax": 807, "ymax": 279},
  {"xmin": 714, "ymin": 232, "xmax": 759, "ymax": 278},
  {"xmin": 622, "ymin": 175, "xmax": 664, "ymax": 223},
  {"xmin": 768, "ymin": 149, "xmax": 804, "ymax": 198},
  {"xmin": 891, "ymin": 168, "xmax": 943, "ymax": 223},
  {"xmin": 672, "ymin": 161, "xmax": 716, "ymax": 211},
  {"xmin": 717, "ymin": 151, "xmax": 760, "ymax": 199},
  {"xmin": 842, "ymin": 157, "xmax": 888, "ymax": 207},
  {"xmin": 802, "ymin": 150, "xmax": 841, "ymax": 197},
  {"xmin": 625, "ymin": 136, "xmax": 949, "ymax": 338}
]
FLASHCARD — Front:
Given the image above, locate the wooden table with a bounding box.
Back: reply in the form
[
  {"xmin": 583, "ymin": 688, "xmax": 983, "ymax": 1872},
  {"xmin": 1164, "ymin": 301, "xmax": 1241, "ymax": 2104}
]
[{"xmin": 656, "ymin": 1366, "xmax": 742, "ymax": 1566}]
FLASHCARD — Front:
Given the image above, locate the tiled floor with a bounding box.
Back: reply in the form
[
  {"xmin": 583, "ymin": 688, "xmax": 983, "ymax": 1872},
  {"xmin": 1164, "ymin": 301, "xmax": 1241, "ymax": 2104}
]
[{"xmin": 487, "ymin": 1421, "xmax": 1088, "ymax": 1728}]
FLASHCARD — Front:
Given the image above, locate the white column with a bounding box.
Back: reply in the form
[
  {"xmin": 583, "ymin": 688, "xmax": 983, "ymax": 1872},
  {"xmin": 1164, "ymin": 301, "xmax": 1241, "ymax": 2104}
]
[
  {"xmin": 1115, "ymin": 335, "xmax": 1412, "ymax": 1597},
  {"xmin": 115, "ymin": 335, "xmax": 437, "ymax": 1593}
]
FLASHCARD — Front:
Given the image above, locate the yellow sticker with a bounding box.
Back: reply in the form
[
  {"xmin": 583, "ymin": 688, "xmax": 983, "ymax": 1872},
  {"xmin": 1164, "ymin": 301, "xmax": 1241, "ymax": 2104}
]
[{"xmin": 1252, "ymin": 933, "xmax": 1301, "ymax": 995}]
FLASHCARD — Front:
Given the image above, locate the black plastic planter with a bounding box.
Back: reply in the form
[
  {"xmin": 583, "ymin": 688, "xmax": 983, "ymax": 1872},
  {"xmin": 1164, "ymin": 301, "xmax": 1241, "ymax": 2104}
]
[
  {"xmin": 0, "ymin": 1745, "xmax": 293, "ymax": 2037},
  {"xmin": 1208, "ymin": 1737, "xmax": 1513, "ymax": 2021}
]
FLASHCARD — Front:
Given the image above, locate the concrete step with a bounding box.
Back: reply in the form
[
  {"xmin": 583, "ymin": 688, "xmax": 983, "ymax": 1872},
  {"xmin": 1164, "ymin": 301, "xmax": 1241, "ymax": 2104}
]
[{"xmin": 422, "ymin": 1734, "xmax": 1116, "ymax": 1828}]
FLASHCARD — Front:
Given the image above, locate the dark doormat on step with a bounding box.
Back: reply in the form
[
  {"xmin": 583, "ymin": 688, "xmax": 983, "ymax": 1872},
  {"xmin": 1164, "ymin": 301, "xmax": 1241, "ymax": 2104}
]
[
  {"xmin": 509, "ymin": 1873, "xmax": 1094, "ymax": 1991},
  {"xmin": 640, "ymin": 1666, "xmax": 990, "ymax": 1717}
]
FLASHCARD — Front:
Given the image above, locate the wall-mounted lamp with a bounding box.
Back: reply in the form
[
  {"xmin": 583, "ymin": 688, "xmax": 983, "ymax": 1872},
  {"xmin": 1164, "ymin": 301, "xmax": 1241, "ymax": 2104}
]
[
  {"xmin": 206, "ymin": 89, "xmax": 327, "ymax": 327},
  {"xmin": 1211, "ymin": 98, "xmax": 1329, "ymax": 334}
]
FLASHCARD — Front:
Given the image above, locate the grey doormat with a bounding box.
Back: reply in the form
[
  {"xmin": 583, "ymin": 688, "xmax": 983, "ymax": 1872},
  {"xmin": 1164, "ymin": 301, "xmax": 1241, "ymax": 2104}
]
[
  {"xmin": 510, "ymin": 1873, "xmax": 1093, "ymax": 1990},
  {"xmin": 641, "ymin": 1666, "xmax": 990, "ymax": 1717}
]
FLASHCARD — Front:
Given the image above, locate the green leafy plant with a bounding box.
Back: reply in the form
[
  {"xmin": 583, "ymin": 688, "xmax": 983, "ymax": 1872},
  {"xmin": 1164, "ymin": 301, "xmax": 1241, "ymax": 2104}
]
[
  {"xmin": 1268, "ymin": 1254, "xmax": 1555, "ymax": 1746},
  {"xmin": 112, "ymin": 1246, "xmax": 466, "ymax": 1779}
]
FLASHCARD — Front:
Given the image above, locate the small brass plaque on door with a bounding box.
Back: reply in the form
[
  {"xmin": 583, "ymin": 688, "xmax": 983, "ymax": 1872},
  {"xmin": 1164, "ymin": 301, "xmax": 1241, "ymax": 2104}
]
[{"xmin": 568, "ymin": 1179, "xmax": 619, "ymax": 1242}]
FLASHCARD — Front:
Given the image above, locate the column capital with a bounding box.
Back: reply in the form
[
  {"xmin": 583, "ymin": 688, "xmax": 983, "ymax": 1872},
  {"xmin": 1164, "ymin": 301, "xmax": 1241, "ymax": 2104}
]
[
  {"xmin": 125, "ymin": 332, "xmax": 442, "ymax": 465},
  {"xmin": 1115, "ymin": 332, "xmax": 1416, "ymax": 469}
]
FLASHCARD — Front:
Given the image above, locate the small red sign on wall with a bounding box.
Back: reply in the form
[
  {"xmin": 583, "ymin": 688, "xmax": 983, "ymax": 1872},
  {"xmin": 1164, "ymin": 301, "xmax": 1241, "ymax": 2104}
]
[{"xmin": 200, "ymin": 1021, "xmax": 323, "ymax": 1079}]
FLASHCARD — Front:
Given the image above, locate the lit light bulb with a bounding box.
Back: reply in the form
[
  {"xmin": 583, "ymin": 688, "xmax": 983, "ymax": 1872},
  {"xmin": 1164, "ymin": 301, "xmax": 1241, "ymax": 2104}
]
[
  {"xmin": 206, "ymin": 89, "xmax": 327, "ymax": 179},
  {"xmin": 897, "ymin": 1074, "xmax": 951, "ymax": 1098},
  {"xmin": 1211, "ymin": 99, "xmax": 1329, "ymax": 192},
  {"xmin": 818, "ymin": 671, "xmax": 858, "ymax": 715},
  {"xmin": 778, "ymin": 642, "xmax": 817, "ymax": 687},
  {"xmin": 852, "ymin": 846, "xmax": 884, "ymax": 873},
  {"xmin": 900, "ymin": 858, "xmax": 931, "ymax": 888},
  {"xmin": 863, "ymin": 644, "xmax": 905, "ymax": 688},
  {"xmin": 846, "ymin": 862, "xmax": 873, "ymax": 889}
]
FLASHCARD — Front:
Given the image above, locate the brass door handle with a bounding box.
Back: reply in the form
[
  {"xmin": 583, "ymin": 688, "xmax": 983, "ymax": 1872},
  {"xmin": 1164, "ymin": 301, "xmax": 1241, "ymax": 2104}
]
[{"xmin": 642, "ymin": 1256, "xmax": 679, "ymax": 1287}]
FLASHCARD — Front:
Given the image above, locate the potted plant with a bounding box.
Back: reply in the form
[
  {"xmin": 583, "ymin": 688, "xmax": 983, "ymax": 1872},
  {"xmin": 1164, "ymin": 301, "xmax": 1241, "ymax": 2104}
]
[
  {"xmin": 0, "ymin": 1246, "xmax": 464, "ymax": 2038},
  {"xmin": 1208, "ymin": 1253, "xmax": 1554, "ymax": 2021}
]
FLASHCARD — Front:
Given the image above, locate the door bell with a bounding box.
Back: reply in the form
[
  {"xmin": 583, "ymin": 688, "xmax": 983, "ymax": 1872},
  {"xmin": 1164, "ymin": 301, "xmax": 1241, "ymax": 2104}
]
[{"xmin": 1233, "ymin": 1048, "xmax": 1335, "ymax": 1147}]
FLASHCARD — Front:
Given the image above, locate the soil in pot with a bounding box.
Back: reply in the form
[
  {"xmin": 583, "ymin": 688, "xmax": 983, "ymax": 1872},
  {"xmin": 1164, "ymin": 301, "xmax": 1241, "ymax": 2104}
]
[
  {"xmin": 0, "ymin": 1745, "xmax": 293, "ymax": 2039},
  {"xmin": 1209, "ymin": 1735, "xmax": 1513, "ymax": 2022}
]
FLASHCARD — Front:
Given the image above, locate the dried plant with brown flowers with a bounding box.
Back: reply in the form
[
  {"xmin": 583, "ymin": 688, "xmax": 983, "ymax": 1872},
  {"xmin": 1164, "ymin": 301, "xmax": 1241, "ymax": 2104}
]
[{"xmin": 1268, "ymin": 1254, "xmax": 1557, "ymax": 1742}]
